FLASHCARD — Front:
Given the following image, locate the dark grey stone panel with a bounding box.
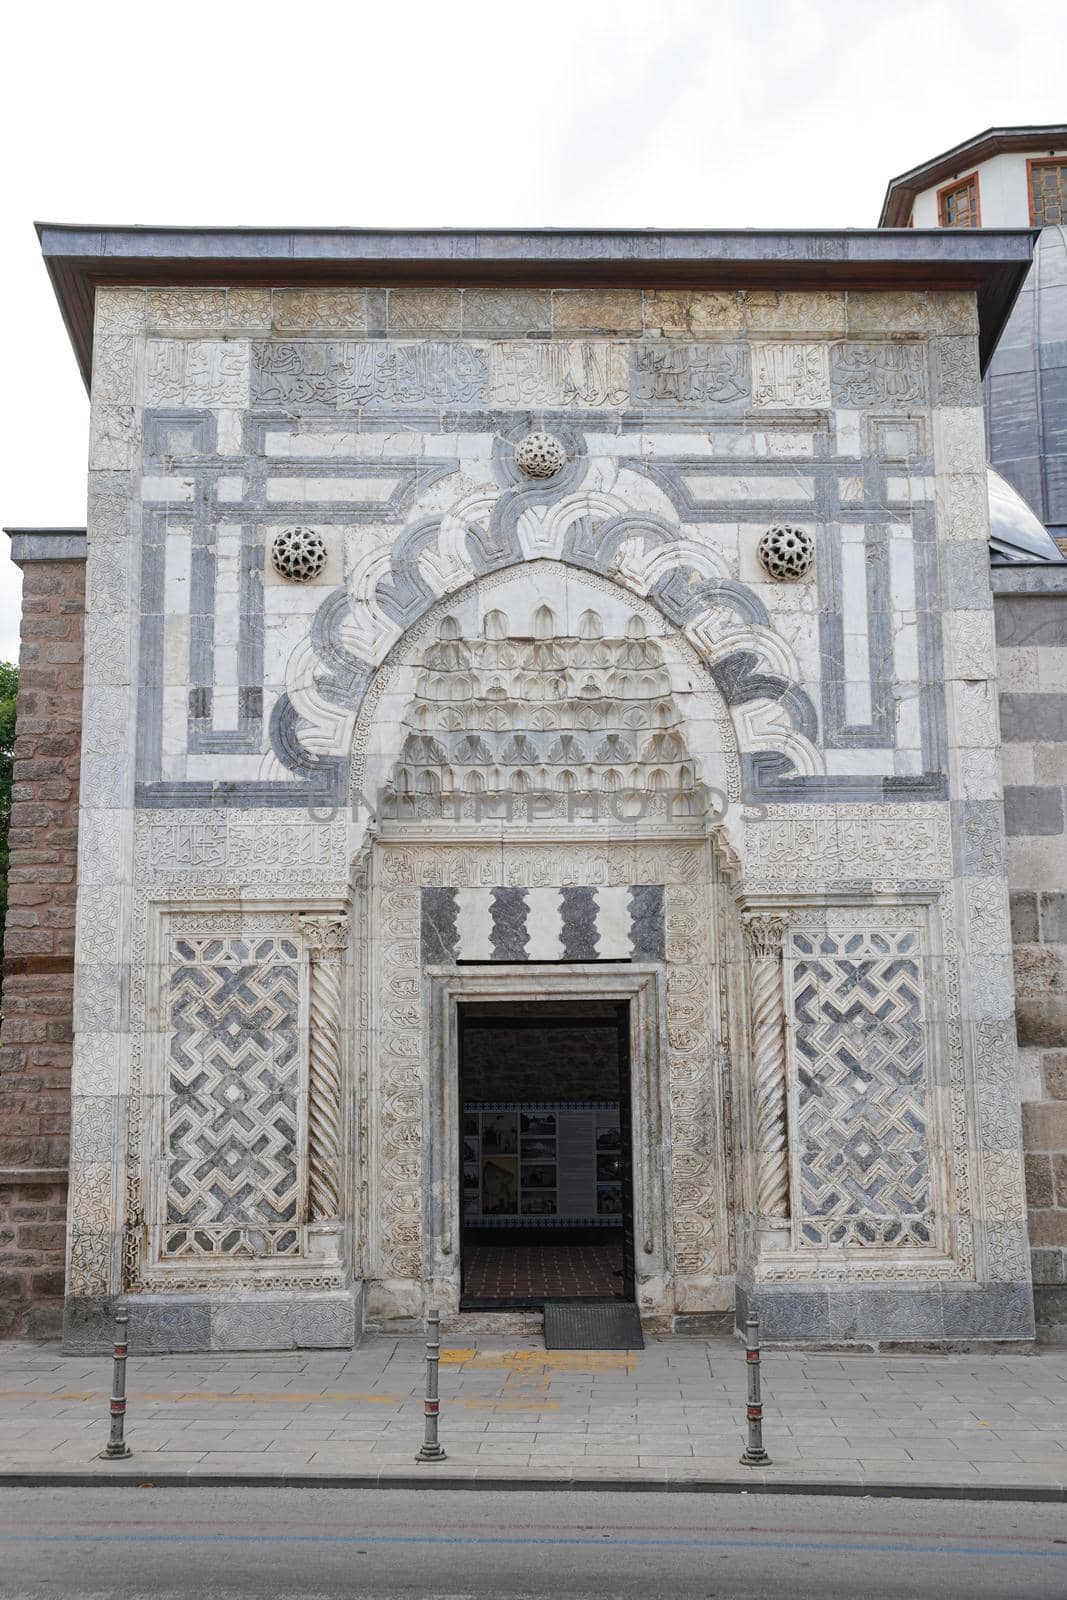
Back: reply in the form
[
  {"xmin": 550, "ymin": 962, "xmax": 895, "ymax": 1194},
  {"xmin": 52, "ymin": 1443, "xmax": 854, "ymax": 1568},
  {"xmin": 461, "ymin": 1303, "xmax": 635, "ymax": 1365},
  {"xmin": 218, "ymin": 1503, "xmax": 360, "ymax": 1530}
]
[
  {"xmin": 1003, "ymin": 785, "xmax": 1065, "ymax": 837},
  {"xmin": 941, "ymin": 1282, "xmax": 1035, "ymax": 1341},
  {"xmin": 998, "ymin": 693, "xmax": 1067, "ymax": 742},
  {"xmin": 125, "ymin": 1296, "xmax": 214, "ymax": 1354},
  {"xmin": 62, "ymin": 1294, "xmax": 122, "ymax": 1354},
  {"xmin": 1040, "ymin": 891, "xmax": 1067, "ymax": 944},
  {"xmin": 1010, "ymin": 890, "xmax": 1040, "ymax": 943},
  {"xmin": 560, "ymin": 886, "xmax": 598, "ymax": 962},
  {"xmin": 1031, "ymin": 1249, "xmax": 1066, "ymax": 1286},
  {"xmin": 827, "ymin": 1287, "xmax": 944, "ymax": 1342},
  {"xmin": 421, "ymin": 888, "xmax": 459, "ymax": 965},
  {"xmin": 489, "ymin": 887, "xmax": 529, "ymax": 962},
  {"xmin": 7, "ymin": 532, "xmax": 87, "ymax": 563},
  {"xmin": 994, "ymin": 595, "xmax": 1067, "ymax": 644},
  {"xmin": 293, "ymin": 1288, "xmax": 362, "ymax": 1350},
  {"xmin": 741, "ymin": 1287, "xmax": 831, "ymax": 1342},
  {"xmin": 1034, "ymin": 1285, "xmax": 1067, "ymax": 1345},
  {"xmin": 629, "ymin": 886, "xmax": 665, "ymax": 962}
]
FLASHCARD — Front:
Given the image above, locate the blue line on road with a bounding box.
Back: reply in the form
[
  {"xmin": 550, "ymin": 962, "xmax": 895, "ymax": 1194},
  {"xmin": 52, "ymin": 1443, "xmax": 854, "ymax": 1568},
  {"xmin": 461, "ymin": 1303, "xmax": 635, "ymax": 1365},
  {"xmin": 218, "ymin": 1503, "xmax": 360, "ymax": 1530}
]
[{"xmin": 2, "ymin": 1532, "xmax": 1065, "ymax": 1561}]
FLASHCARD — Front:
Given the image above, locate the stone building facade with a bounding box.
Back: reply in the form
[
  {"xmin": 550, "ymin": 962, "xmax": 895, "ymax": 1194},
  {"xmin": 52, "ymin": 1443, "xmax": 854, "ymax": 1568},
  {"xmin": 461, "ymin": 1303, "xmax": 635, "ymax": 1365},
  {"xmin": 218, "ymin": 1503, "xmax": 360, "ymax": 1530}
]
[{"xmin": 1, "ymin": 225, "xmax": 1050, "ymax": 1349}]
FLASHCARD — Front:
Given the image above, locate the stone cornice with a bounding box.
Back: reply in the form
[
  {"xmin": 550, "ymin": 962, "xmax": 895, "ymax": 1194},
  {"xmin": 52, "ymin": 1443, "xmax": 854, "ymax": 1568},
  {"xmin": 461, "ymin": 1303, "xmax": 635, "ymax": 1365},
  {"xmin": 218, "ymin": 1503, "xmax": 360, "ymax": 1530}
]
[
  {"xmin": 4, "ymin": 529, "xmax": 87, "ymax": 565},
  {"xmin": 36, "ymin": 223, "xmax": 1036, "ymax": 390}
]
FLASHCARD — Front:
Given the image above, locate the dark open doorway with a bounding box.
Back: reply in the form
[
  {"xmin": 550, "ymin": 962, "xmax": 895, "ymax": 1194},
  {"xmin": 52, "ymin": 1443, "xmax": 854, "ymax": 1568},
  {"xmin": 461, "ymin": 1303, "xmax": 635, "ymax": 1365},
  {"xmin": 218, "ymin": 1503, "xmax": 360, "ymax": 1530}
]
[{"xmin": 458, "ymin": 999, "xmax": 635, "ymax": 1309}]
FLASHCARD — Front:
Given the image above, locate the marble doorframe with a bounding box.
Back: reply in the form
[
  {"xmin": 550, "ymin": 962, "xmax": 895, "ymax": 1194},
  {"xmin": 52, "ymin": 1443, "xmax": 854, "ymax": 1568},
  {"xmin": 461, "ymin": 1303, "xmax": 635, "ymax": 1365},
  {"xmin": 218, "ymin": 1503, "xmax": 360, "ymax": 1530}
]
[{"xmin": 422, "ymin": 965, "xmax": 674, "ymax": 1322}]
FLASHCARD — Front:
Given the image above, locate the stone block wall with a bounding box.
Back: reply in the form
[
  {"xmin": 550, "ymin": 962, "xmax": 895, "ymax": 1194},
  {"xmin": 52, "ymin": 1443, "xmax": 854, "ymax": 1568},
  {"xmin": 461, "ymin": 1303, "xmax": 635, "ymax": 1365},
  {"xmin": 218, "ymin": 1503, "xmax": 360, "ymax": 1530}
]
[
  {"xmin": 996, "ymin": 568, "xmax": 1067, "ymax": 1340},
  {"xmin": 0, "ymin": 542, "xmax": 84, "ymax": 1337}
]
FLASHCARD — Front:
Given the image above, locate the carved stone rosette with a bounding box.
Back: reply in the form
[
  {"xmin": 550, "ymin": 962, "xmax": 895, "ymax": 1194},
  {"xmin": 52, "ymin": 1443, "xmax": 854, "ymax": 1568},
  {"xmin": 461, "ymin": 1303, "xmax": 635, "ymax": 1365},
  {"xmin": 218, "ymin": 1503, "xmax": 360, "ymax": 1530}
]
[
  {"xmin": 300, "ymin": 914, "xmax": 348, "ymax": 1222},
  {"xmin": 743, "ymin": 913, "xmax": 791, "ymax": 1222}
]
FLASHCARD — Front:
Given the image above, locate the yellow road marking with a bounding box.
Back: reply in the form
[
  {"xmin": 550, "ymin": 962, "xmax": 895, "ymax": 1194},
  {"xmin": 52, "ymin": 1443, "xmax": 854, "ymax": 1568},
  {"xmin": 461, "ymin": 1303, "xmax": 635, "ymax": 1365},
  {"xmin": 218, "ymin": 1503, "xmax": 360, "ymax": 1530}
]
[
  {"xmin": 0, "ymin": 1389, "xmax": 559, "ymax": 1412},
  {"xmin": 440, "ymin": 1349, "xmax": 635, "ymax": 1373}
]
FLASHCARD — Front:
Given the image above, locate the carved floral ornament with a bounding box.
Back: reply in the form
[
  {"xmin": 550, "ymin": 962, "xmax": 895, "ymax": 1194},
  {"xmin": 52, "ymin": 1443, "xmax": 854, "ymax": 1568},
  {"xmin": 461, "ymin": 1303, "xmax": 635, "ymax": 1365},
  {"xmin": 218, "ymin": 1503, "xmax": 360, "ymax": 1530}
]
[
  {"xmin": 514, "ymin": 430, "xmax": 566, "ymax": 478},
  {"xmin": 299, "ymin": 913, "xmax": 349, "ymax": 955},
  {"xmin": 757, "ymin": 524, "xmax": 815, "ymax": 581},
  {"xmin": 271, "ymin": 526, "xmax": 328, "ymax": 582}
]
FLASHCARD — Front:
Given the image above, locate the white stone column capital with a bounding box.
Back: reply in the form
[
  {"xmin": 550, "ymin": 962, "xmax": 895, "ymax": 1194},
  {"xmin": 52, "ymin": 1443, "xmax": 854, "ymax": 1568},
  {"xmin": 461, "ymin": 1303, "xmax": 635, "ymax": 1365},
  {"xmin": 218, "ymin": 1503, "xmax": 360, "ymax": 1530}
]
[
  {"xmin": 742, "ymin": 911, "xmax": 790, "ymax": 960},
  {"xmin": 300, "ymin": 912, "xmax": 349, "ymax": 960}
]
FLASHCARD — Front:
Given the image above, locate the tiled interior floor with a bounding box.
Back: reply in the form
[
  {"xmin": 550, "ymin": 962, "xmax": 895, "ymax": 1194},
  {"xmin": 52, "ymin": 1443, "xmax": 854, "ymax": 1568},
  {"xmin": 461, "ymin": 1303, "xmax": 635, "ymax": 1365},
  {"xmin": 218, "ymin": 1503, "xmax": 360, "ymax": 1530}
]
[{"xmin": 463, "ymin": 1238, "xmax": 624, "ymax": 1300}]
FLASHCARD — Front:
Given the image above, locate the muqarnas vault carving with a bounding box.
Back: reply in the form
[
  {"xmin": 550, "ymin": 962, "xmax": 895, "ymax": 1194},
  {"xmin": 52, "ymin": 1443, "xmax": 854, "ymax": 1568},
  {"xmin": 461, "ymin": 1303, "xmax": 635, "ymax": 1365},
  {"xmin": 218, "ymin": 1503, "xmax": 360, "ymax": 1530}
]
[{"xmin": 381, "ymin": 604, "xmax": 709, "ymax": 820}]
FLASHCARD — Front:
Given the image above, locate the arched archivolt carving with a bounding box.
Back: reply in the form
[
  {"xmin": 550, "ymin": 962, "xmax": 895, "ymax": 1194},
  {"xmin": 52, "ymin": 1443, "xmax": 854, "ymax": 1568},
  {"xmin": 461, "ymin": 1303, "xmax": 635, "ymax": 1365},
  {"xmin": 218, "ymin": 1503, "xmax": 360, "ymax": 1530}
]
[{"xmin": 263, "ymin": 429, "xmax": 824, "ymax": 802}]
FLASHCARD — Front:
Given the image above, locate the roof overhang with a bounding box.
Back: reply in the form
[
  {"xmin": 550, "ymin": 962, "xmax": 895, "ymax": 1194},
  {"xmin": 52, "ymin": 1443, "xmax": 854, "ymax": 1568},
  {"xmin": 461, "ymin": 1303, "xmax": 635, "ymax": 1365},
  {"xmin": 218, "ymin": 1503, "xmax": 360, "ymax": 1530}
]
[
  {"xmin": 879, "ymin": 124, "xmax": 1067, "ymax": 227},
  {"xmin": 37, "ymin": 222, "xmax": 1038, "ymax": 391}
]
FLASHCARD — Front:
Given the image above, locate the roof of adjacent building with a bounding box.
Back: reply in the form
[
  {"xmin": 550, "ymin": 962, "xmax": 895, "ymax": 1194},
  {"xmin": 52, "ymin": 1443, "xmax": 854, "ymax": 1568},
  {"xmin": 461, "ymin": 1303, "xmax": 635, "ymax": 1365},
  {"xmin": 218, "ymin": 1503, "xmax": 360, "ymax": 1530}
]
[
  {"xmin": 36, "ymin": 222, "xmax": 1037, "ymax": 390},
  {"xmin": 879, "ymin": 124, "xmax": 1067, "ymax": 227}
]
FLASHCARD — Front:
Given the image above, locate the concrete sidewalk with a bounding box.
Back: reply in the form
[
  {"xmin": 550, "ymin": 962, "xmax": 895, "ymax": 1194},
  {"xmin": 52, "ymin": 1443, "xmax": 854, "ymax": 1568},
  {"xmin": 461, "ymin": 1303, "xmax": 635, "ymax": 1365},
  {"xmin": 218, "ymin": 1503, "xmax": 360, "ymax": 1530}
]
[{"xmin": 2, "ymin": 1334, "xmax": 1066, "ymax": 1500}]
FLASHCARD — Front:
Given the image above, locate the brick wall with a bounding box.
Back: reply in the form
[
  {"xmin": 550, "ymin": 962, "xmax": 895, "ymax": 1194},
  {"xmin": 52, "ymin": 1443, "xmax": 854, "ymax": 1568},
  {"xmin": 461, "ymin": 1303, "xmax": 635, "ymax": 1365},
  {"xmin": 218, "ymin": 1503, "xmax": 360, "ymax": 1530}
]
[
  {"xmin": 996, "ymin": 573, "xmax": 1067, "ymax": 1342},
  {"xmin": 0, "ymin": 548, "xmax": 84, "ymax": 1338}
]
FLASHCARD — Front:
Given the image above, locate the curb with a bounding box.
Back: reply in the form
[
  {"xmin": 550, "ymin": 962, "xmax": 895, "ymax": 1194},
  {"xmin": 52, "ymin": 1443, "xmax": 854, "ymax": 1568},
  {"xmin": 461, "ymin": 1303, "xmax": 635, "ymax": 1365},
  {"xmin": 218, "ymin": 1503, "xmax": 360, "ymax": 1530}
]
[{"xmin": 1, "ymin": 1470, "xmax": 1064, "ymax": 1503}]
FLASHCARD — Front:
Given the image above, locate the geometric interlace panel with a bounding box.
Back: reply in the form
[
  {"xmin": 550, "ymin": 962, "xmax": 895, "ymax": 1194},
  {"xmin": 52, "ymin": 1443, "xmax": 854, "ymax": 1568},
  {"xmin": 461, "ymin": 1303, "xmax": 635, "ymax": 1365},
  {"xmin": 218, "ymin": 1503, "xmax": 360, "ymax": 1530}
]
[
  {"xmin": 163, "ymin": 935, "xmax": 301, "ymax": 1259},
  {"xmin": 790, "ymin": 929, "xmax": 934, "ymax": 1250}
]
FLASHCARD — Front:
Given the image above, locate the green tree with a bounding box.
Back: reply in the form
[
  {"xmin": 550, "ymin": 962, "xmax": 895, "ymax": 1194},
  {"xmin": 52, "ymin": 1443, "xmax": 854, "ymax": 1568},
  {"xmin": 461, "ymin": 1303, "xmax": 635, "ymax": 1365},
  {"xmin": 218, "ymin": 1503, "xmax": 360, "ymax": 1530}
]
[{"xmin": 0, "ymin": 660, "xmax": 18, "ymax": 1005}]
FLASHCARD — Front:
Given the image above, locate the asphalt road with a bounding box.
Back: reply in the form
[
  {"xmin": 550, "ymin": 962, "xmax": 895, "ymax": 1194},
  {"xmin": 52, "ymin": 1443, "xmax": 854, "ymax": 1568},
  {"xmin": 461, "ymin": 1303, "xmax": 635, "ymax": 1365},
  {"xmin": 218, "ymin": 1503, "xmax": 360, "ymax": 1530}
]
[{"xmin": 1, "ymin": 1486, "xmax": 1065, "ymax": 1599}]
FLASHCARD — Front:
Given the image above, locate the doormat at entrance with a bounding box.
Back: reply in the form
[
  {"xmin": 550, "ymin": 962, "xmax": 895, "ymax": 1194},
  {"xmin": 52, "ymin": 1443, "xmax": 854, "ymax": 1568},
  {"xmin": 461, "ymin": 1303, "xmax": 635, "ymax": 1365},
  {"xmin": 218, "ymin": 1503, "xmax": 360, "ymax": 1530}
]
[{"xmin": 543, "ymin": 1300, "xmax": 645, "ymax": 1350}]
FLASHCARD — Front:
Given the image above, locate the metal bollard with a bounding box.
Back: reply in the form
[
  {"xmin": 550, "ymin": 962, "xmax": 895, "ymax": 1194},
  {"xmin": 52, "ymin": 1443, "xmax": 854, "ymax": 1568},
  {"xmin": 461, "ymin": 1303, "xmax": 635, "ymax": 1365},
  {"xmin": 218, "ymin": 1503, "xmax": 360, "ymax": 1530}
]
[
  {"xmin": 98, "ymin": 1306, "xmax": 133, "ymax": 1460},
  {"xmin": 414, "ymin": 1307, "xmax": 447, "ymax": 1462},
  {"xmin": 739, "ymin": 1311, "xmax": 771, "ymax": 1466}
]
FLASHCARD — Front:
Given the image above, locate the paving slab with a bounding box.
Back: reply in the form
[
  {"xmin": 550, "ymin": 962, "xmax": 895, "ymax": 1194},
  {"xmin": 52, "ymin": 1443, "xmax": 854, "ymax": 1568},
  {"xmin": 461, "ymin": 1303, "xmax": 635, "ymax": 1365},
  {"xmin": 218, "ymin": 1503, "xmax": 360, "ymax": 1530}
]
[{"xmin": 0, "ymin": 1334, "xmax": 1065, "ymax": 1501}]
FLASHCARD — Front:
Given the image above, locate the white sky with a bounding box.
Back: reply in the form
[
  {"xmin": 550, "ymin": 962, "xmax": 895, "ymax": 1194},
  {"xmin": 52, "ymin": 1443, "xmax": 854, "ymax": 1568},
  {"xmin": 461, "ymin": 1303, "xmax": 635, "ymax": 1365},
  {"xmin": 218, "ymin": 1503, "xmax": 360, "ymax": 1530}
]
[{"xmin": 1, "ymin": 0, "xmax": 1064, "ymax": 662}]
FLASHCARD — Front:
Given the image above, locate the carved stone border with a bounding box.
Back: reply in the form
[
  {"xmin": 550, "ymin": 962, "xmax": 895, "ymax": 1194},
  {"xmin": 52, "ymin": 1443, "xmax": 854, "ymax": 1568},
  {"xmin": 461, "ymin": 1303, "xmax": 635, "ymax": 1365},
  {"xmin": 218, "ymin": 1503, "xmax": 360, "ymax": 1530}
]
[
  {"xmin": 128, "ymin": 897, "xmax": 351, "ymax": 1295},
  {"xmin": 742, "ymin": 888, "xmax": 973, "ymax": 1285}
]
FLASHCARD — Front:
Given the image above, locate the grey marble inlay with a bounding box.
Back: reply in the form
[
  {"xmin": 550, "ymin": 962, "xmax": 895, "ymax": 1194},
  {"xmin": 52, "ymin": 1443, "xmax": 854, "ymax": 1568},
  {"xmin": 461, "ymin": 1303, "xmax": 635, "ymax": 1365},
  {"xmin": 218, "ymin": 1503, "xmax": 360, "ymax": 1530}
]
[
  {"xmin": 489, "ymin": 887, "xmax": 529, "ymax": 962},
  {"xmin": 421, "ymin": 888, "xmax": 459, "ymax": 965},
  {"xmin": 559, "ymin": 886, "xmax": 599, "ymax": 962},
  {"xmin": 629, "ymin": 885, "xmax": 666, "ymax": 962},
  {"xmin": 418, "ymin": 885, "xmax": 666, "ymax": 963}
]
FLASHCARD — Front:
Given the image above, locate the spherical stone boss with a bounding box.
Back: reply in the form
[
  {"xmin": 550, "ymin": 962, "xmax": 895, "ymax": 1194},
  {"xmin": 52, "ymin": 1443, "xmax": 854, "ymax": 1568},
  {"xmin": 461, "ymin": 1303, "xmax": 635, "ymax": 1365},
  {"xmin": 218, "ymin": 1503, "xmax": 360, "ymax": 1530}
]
[
  {"xmin": 514, "ymin": 431, "xmax": 566, "ymax": 479},
  {"xmin": 270, "ymin": 526, "xmax": 328, "ymax": 582},
  {"xmin": 757, "ymin": 524, "xmax": 816, "ymax": 581}
]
